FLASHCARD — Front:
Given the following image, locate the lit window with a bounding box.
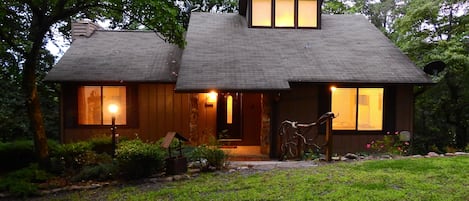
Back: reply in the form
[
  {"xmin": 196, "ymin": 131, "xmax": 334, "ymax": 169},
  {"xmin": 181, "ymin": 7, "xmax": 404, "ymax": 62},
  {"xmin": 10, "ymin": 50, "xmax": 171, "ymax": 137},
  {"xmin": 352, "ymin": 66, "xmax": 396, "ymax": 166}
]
[
  {"xmin": 227, "ymin": 95, "xmax": 233, "ymax": 124},
  {"xmin": 251, "ymin": 0, "xmax": 318, "ymax": 28},
  {"xmin": 275, "ymin": 0, "xmax": 294, "ymax": 27},
  {"xmin": 331, "ymin": 88, "xmax": 383, "ymax": 131},
  {"xmin": 298, "ymin": 0, "xmax": 317, "ymax": 27},
  {"xmin": 78, "ymin": 86, "xmax": 127, "ymax": 125},
  {"xmin": 252, "ymin": 0, "xmax": 272, "ymax": 27}
]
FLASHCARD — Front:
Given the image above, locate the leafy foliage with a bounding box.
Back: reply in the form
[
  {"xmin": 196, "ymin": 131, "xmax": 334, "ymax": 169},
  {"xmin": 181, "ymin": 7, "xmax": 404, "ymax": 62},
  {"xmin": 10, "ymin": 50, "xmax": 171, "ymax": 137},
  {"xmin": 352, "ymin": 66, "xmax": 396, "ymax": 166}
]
[
  {"xmin": 116, "ymin": 139, "xmax": 166, "ymax": 179},
  {"xmin": 0, "ymin": 0, "xmax": 187, "ymax": 168},
  {"xmin": 390, "ymin": 0, "xmax": 469, "ymax": 152},
  {"xmin": 71, "ymin": 162, "xmax": 118, "ymax": 182},
  {"xmin": 366, "ymin": 132, "xmax": 411, "ymax": 155},
  {"xmin": 0, "ymin": 164, "xmax": 50, "ymax": 197},
  {"xmin": 190, "ymin": 145, "xmax": 228, "ymax": 170}
]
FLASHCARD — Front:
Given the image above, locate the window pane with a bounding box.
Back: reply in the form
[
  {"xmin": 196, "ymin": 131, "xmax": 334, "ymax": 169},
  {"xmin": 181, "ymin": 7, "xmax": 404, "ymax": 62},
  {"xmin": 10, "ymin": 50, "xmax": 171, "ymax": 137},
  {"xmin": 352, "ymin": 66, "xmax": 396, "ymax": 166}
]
[
  {"xmin": 78, "ymin": 86, "xmax": 102, "ymax": 125},
  {"xmin": 252, "ymin": 0, "xmax": 272, "ymax": 26},
  {"xmin": 275, "ymin": 0, "xmax": 294, "ymax": 27},
  {"xmin": 358, "ymin": 88, "xmax": 383, "ymax": 130},
  {"xmin": 103, "ymin": 86, "xmax": 127, "ymax": 125},
  {"xmin": 227, "ymin": 95, "xmax": 233, "ymax": 124},
  {"xmin": 298, "ymin": 0, "xmax": 317, "ymax": 27},
  {"xmin": 332, "ymin": 88, "xmax": 357, "ymax": 130}
]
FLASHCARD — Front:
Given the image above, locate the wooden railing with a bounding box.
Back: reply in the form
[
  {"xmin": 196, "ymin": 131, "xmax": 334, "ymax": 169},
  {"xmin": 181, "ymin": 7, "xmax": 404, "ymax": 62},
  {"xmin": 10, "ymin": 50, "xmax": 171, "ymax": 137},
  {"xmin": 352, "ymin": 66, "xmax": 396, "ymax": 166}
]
[{"xmin": 278, "ymin": 112, "xmax": 335, "ymax": 161}]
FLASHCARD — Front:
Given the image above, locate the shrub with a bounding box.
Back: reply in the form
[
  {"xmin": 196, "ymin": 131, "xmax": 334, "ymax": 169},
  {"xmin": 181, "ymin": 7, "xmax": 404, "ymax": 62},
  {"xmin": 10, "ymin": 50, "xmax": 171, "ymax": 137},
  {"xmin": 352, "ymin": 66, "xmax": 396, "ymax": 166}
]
[
  {"xmin": 0, "ymin": 164, "xmax": 50, "ymax": 197},
  {"xmin": 50, "ymin": 141, "xmax": 94, "ymax": 171},
  {"xmin": 0, "ymin": 140, "xmax": 35, "ymax": 172},
  {"xmin": 366, "ymin": 131, "xmax": 410, "ymax": 156},
  {"xmin": 116, "ymin": 139, "xmax": 166, "ymax": 179},
  {"xmin": 88, "ymin": 136, "xmax": 113, "ymax": 154},
  {"xmin": 72, "ymin": 162, "xmax": 118, "ymax": 182},
  {"xmin": 190, "ymin": 145, "xmax": 228, "ymax": 171}
]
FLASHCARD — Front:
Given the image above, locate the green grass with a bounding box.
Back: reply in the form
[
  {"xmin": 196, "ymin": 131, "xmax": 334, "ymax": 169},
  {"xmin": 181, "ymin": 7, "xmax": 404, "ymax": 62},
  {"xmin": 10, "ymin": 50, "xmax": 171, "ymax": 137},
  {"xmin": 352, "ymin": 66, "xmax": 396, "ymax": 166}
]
[{"xmin": 49, "ymin": 156, "xmax": 469, "ymax": 201}]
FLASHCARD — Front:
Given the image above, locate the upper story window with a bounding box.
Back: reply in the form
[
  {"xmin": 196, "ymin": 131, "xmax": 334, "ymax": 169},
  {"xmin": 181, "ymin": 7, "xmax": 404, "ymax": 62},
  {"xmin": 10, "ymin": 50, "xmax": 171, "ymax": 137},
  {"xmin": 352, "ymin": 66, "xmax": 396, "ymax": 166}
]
[
  {"xmin": 251, "ymin": 0, "xmax": 319, "ymax": 28},
  {"xmin": 78, "ymin": 86, "xmax": 127, "ymax": 125}
]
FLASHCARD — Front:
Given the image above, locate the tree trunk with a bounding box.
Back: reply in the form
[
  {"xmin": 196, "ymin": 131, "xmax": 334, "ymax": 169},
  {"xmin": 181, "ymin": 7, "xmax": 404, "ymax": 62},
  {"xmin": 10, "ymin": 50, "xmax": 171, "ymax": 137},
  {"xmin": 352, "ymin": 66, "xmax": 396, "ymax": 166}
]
[{"xmin": 22, "ymin": 16, "xmax": 51, "ymax": 169}]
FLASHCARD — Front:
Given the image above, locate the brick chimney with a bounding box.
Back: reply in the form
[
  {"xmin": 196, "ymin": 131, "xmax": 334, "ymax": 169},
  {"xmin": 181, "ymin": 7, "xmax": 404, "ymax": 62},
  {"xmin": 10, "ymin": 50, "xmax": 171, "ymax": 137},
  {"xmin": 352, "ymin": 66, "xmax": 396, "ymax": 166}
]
[{"xmin": 71, "ymin": 20, "xmax": 102, "ymax": 41}]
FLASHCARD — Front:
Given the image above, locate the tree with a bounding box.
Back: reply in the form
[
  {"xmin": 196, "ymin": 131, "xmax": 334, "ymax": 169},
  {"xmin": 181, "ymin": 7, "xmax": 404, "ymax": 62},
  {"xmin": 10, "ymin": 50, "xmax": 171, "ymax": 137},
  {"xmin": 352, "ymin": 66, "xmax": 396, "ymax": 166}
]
[
  {"xmin": 323, "ymin": 0, "xmax": 349, "ymax": 14},
  {"xmin": 0, "ymin": 0, "xmax": 186, "ymax": 168},
  {"xmin": 392, "ymin": 0, "xmax": 469, "ymax": 152}
]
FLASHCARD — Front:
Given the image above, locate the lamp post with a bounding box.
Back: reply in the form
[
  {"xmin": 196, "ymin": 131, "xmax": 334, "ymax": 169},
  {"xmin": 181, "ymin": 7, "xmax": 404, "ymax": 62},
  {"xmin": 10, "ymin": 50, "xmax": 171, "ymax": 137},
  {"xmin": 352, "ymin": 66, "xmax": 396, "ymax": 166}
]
[{"xmin": 108, "ymin": 104, "xmax": 118, "ymax": 158}]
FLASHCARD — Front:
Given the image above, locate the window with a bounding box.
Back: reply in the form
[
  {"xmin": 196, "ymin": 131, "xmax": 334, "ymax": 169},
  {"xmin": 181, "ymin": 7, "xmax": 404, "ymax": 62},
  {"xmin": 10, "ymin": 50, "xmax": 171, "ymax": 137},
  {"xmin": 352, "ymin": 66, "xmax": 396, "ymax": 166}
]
[
  {"xmin": 251, "ymin": 0, "xmax": 318, "ymax": 28},
  {"xmin": 331, "ymin": 88, "xmax": 383, "ymax": 131},
  {"xmin": 252, "ymin": 0, "xmax": 272, "ymax": 26},
  {"xmin": 78, "ymin": 86, "xmax": 127, "ymax": 125},
  {"xmin": 275, "ymin": 0, "xmax": 294, "ymax": 27},
  {"xmin": 298, "ymin": 0, "xmax": 318, "ymax": 27}
]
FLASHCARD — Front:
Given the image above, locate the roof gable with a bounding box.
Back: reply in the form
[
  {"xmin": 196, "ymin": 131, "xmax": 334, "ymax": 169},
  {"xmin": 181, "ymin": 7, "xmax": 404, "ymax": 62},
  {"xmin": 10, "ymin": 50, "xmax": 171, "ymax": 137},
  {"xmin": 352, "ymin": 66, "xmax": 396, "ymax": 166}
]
[
  {"xmin": 45, "ymin": 30, "xmax": 181, "ymax": 83},
  {"xmin": 175, "ymin": 13, "xmax": 432, "ymax": 91}
]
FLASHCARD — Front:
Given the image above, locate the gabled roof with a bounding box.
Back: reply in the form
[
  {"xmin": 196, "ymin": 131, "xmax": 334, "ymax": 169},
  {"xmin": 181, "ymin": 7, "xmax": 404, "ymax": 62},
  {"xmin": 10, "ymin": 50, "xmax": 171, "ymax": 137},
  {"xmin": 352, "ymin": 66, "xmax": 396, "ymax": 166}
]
[
  {"xmin": 45, "ymin": 30, "xmax": 181, "ymax": 82},
  {"xmin": 175, "ymin": 13, "xmax": 432, "ymax": 91}
]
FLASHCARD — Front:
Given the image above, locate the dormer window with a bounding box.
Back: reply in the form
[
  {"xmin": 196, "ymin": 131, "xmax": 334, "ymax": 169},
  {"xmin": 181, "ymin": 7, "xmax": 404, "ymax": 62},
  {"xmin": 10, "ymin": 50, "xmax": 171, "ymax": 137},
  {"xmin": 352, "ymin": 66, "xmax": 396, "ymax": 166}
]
[{"xmin": 250, "ymin": 0, "xmax": 320, "ymax": 28}]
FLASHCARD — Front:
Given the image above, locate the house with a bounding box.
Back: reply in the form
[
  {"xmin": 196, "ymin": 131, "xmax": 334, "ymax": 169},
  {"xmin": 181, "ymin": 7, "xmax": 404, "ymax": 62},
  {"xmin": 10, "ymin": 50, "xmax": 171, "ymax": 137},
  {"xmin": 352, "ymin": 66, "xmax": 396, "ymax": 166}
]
[{"xmin": 45, "ymin": 0, "xmax": 433, "ymax": 158}]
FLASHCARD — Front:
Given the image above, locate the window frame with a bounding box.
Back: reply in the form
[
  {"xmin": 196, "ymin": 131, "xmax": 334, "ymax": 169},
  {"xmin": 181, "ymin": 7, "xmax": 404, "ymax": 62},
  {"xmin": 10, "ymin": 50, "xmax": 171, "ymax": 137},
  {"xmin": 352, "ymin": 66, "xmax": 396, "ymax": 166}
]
[
  {"xmin": 77, "ymin": 85, "xmax": 127, "ymax": 126},
  {"xmin": 249, "ymin": 0, "xmax": 321, "ymax": 29},
  {"xmin": 330, "ymin": 86, "xmax": 385, "ymax": 133},
  {"xmin": 63, "ymin": 83, "xmax": 138, "ymax": 129}
]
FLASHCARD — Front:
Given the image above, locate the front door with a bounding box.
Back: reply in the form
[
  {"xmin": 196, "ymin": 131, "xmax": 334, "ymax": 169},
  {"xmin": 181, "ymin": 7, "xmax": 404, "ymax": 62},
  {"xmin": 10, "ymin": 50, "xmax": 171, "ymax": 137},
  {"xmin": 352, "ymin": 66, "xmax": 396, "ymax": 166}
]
[{"xmin": 217, "ymin": 93, "xmax": 242, "ymax": 141}]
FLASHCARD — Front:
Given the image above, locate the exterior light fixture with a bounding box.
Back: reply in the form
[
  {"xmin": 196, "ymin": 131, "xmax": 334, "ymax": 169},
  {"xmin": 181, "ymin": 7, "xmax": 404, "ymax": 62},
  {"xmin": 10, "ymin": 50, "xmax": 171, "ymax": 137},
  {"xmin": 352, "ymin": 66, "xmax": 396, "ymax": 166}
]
[
  {"xmin": 206, "ymin": 91, "xmax": 217, "ymax": 106},
  {"xmin": 108, "ymin": 104, "xmax": 118, "ymax": 157},
  {"xmin": 330, "ymin": 86, "xmax": 337, "ymax": 92}
]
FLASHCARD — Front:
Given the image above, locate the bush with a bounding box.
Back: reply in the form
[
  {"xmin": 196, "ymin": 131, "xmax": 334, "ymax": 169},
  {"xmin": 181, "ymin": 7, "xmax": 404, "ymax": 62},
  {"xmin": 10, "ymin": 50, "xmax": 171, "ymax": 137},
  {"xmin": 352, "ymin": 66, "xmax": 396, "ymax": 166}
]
[
  {"xmin": 72, "ymin": 162, "xmax": 118, "ymax": 182},
  {"xmin": 50, "ymin": 141, "xmax": 94, "ymax": 171},
  {"xmin": 0, "ymin": 140, "xmax": 35, "ymax": 172},
  {"xmin": 116, "ymin": 139, "xmax": 166, "ymax": 179},
  {"xmin": 365, "ymin": 131, "xmax": 410, "ymax": 156},
  {"xmin": 88, "ymin": 136, "xmax": 113, "ymax": 154},
  {"xmin": 190, "ymin": 145, "xmax": 228, "ymax": 171},
  {"xmin": 0, "ymin": 164, "xmax": 50, "ymax": 197}
]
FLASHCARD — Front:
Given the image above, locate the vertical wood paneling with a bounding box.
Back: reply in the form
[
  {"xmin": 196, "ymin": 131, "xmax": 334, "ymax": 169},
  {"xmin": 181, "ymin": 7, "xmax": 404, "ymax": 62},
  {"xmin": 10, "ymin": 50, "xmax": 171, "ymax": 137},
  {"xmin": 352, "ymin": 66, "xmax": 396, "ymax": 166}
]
[
  {"xmin": 395, "ymin": 85, "xmax": 413, "ymax": 132},
  {"xmin": 139, "ymin": 84, "xmax": 149, "ymax": 139},
  {"xmin": 165, "ymin": 84, "xmax": 175, "ymax": 131}
]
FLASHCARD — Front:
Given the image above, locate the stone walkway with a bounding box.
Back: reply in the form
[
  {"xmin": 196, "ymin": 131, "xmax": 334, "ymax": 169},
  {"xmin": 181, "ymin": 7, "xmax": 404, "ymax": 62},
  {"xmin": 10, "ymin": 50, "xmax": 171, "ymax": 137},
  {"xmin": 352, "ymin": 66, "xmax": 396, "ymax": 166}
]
[{"xmin": 229, "ymin": 160, "xmax": 320, "ymax": 171}]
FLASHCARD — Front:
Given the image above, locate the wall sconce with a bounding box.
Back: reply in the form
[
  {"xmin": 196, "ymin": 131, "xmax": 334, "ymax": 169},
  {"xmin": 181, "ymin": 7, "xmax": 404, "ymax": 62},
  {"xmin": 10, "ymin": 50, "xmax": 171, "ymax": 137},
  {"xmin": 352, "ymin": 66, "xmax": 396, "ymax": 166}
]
[
  {"xmin": 330, "ymin": 86, "xmax": 337, "ymax": 92},
  {"xmin": 206, "ymin": 91, "xmax": 217, "ymax": 106}
]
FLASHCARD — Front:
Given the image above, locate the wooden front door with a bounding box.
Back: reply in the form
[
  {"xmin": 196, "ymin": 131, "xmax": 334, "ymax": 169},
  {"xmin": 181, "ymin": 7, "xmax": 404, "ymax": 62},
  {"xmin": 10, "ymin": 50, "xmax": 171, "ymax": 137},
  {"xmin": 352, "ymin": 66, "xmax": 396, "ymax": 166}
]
[
  {"xmin": 217, "ymin": 93, "xmax": 242, "ymax": 141},
  {"xmin": 217, "ymin": 93, "xmax": 262, "ymax": 146}
]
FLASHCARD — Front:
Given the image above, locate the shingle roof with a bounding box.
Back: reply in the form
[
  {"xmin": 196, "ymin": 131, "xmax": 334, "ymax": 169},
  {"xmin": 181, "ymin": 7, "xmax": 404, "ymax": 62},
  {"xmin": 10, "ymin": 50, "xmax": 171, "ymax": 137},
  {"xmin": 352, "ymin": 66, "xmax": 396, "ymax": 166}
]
[
  {"xmin": 45, "ymin": 30, "xmax": 181, "ymax": 82},
  {"xmin": 175, "ymin": 13, "xmax": 432, "ymax": 91}
]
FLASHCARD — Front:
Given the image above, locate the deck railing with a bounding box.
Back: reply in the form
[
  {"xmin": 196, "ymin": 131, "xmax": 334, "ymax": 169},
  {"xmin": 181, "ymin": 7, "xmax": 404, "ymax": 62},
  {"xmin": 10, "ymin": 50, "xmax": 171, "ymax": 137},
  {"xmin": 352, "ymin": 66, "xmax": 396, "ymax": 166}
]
[{"xmin": 278, "ymin": 112, "xmax": 335, "ymax": 161}]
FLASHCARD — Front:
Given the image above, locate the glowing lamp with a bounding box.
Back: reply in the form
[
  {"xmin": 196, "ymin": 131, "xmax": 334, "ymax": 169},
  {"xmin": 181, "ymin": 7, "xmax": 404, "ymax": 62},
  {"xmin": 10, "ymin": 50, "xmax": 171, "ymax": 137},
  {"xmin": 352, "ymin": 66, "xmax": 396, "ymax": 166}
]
[
  {"xmin": 206, "ymin": 91, "xmax": 218, "ymax": 105},
  {"xmin": 108, "ymin": 104, "xmax": 118, "ymax": 114}
]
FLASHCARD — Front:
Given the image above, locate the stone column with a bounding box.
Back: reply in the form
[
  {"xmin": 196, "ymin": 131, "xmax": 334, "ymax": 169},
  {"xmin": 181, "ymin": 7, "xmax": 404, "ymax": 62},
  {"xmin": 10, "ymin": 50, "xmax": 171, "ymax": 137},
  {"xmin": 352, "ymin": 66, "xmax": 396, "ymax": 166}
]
[
  {"xmin": 189, "ymin": 93, "xmax": 199, "ymax": 145},
  {"xmin": 260, "ymin": 93, "xmax": 271, "ymax": 155}
]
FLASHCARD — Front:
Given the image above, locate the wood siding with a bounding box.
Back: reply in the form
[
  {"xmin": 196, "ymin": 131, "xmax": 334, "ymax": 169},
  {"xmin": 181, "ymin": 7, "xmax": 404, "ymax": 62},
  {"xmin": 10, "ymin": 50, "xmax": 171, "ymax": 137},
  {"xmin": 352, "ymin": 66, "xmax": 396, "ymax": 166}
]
[
  {"xmin": 273, "ymin": 84, "xmax": 415, "ymax": 156},
  {"xmin": 62, "ymin": 83, "xmax": 191, "ymax": 143},
  {"xmin": 61, "ymin": 82, "xmax": 415, "ymax": 156}
]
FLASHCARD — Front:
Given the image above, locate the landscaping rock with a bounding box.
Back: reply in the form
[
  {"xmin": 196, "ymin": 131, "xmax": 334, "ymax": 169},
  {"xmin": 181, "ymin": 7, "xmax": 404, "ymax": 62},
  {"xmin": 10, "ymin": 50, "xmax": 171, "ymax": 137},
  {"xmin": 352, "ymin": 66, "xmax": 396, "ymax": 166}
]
[
  {"xmin": 411, "ymin": 155, "xmax": 423, "ymax": 158},
  {"xmin": 331, "ymin": 156, "xmax": 341, "ymax": 161},
  {"xmin": 344, "ymin": 153, "xmax": 359, "ymax": 160},
  {"xmin": 426, "ymin": 152, "xmax": 439, "ymax": 157},
  {"xmin": 455, "ymin": 152, "xmax": 468, "ymax": 156},
  {"xmin": 380, "ymin": 155, "xmax": 392, "ymax": 159},
  {"xmin": 444, "ymin": 153, "xmax": 456, "ymax": 156}
]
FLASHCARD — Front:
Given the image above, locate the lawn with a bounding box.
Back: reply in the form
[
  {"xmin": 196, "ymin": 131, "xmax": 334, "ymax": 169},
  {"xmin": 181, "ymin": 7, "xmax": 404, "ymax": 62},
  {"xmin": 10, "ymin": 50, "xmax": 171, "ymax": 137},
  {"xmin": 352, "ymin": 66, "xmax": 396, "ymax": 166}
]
[{"xmin": 46, "ymin": 156, "xmax": 469, "ymax": 201}]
